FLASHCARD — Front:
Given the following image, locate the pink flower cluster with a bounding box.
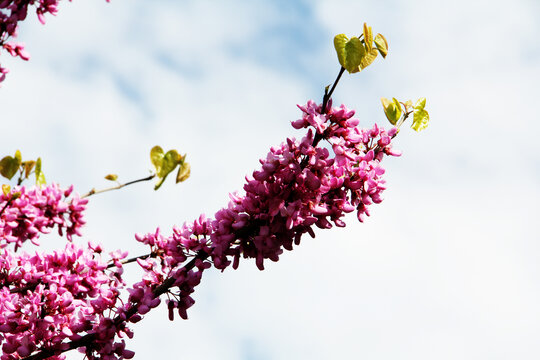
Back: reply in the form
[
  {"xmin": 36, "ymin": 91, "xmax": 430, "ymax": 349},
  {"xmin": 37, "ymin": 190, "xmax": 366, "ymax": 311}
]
[
  {"xmin": 120, "ymin": 100, "xmax": 401, "ymax": 346},
  {"xmin": 210, "ymin": 100, "xmax": 400, "ymax": 270},
  {"xmin": 0, "ymin": 101, "xmax": 401, "ymax": 360},
  {"xmin": 0, "ymin": 242, "xmax": 127, "ymax": 360},
  {"xmin": 0, "ymin": 184, "xmax": 88, "ymax": 250}
]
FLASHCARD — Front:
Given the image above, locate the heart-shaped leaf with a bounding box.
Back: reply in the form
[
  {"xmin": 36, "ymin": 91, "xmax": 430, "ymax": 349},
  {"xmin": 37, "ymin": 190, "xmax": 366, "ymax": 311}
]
[
  {"xmin": 345, "ymin": 37, "xmax": 367, "ymax": 73},
  {"xmin": 411, "ymin": 98, "xmax": 430, "ymax": 132},
  {"xmin": 0, "ymin": 151, "xmax": 22, "ymax": 180},
  {"xmin": 381, "ymin": 97, "xmax": 402, "ymax": 125},
  {"xmin": 374, "ymin": 33, "xmax": 388, "ymax": 58},
  {"xmin": 150, "ymin": 146, "xmax": 165, "ymax": 175},
  {"xmin": 176, "ymin": 161, "xmax": 191, "ymax": 183},
  {"xmin": 154, "ymin": 149, "xmax": 182, "ymax": 190},
  {"xmin": 151, "ymin": 146, "xmax": 188, "ymax": 190},
  {"xmin": 334, "ymin": 34, "xmax": 366, "ymax": 73},
  {"xmin": 0, "ymin": 156, "xmax": 19, "ymax": 180},
  {"xmin": 160, "ymin": 150, "xmax": 181, "ymax": 178}
]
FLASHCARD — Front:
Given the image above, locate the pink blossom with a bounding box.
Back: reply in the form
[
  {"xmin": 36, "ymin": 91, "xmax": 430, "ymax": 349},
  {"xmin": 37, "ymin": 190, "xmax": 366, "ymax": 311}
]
[{"xmin": 0, "ymin": 184, "xmax": 88, "ymax": 250}]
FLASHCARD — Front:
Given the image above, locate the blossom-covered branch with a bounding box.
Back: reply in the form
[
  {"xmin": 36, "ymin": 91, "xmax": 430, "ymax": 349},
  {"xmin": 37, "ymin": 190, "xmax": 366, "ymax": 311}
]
[{"xmin": 0, "ymin": 99, "xmax": 401, "ymax": 360}]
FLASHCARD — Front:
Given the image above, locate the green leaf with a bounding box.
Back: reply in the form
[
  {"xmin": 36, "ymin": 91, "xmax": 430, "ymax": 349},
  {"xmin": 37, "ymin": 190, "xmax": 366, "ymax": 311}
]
[
  {"xmin": 374, "ymin": 33, "xmax": 388, "ymax": 58},
  {"xmin": 334, "ymin": 34, "xmax": 348, "ymax": 69},
  {"xmin": 0, "ymin": 156, "xmax": 19, "ymax": 180},
  {"xmin": 345, "ymin": 37, "xmax": 366, "ymax": 73},
  {"xmin": 334, "ymin": 34, "xmax": 366, "ymax": 73},
  {"xmin": 14, "ymin": 150, "xmax": 21, "ymax": 166},
  {"xmin": 414, "ymin": 97, "xmax": 426, "ymax": 111},
  {"xmin": 363, "ymin": 23, "xmax": 373, "ymax": 51},
  {"xmin": 22, "ymin": 161, "xmax": 36, "ymax": 179},
  {"xmin": 2, "ymin": 184, "xmax": 11, "ymax": 196},
  {"xmin": 381, "ymin": 97, "xmax": 402, "ymax": 125},
  {"xmin": 154, "ymin": 150, "xmax": 182, "ymax": 190},
  {"xmin": 105, "ymin": 174, "xmax": 118, "ymax": 181},
  {"xmin": 159, "ymin": 150, "xmax": 181, "ymax": 178},
  {"xmin": 35, "ymin": 157, "xmax": 46, "ymax": 186},
  {"xmin": 360, "ymin": 48, "xmax": 378, "ymax": 69},
  {"xmin": 412, "ymin": 98, "xmax": 430, "ymax": 132},
  {"xmin": 150, "ymin": 146, "xmax": 164, "ymax": 175},
  {"xmin": 176, "ymin": 162, "xmax": 191, "ymax": 183}
]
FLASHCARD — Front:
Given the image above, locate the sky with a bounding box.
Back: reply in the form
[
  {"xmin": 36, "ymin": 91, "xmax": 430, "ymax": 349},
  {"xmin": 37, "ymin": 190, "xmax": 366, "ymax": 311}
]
[{"xmin": 1, "ymin": 0, "xmax": 540, "ymax": 359}]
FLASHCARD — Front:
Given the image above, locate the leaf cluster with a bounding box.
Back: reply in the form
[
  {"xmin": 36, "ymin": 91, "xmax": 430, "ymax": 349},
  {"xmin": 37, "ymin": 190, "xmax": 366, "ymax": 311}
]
[
  {"xmin": 0, "ymin": 150, "xmax": 46, "ymax": 186},
  {"xmin": 150, "ymin": 146, "xmax": 190, "ymax": 190},
  {"xmin": 380, "ymin": 97, "xmax": 430, "ymax": 131},
  {"xmin": 333, "ymin": 23, "xmax": 388, "ymax": 74}
]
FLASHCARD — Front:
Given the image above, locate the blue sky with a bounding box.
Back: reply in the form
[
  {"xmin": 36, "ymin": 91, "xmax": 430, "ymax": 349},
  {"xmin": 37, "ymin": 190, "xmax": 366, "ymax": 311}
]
[{"xmin": 1, "ymin": 0, "xmax": 540, "ymax": 359}]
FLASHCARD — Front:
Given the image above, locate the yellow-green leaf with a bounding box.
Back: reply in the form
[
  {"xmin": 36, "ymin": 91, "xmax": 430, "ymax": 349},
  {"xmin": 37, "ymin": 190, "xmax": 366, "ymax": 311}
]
[
  {"xmin": 35, "ymin": 157, "xmax": 46, "ymax": 186},
  {"xmin": 159, "ymin": 150, "xmax": 181, "ymax": 179},
  {"xmin": 381, "ymin": 97, "xmax": 402, "ymax": 125},
  {"xmin": 345, "ymin": 37, "xmax": 366, "ymax": 73},
  {"xmin": 334, "ymin": 34, "xmax": 348, "ymax": 69},
  {"xmin": 176, "ymin": 162, "xmax": 191, "ymax": 183},
  {"xmin": 105, "ymin": 174, "xmax": 118, "ymax": 181},
  {"xmin": 150, "ymin": 146, "xmax": 164, "ymax": 174},
  {"xmin": 374, "ymin": 33, "xmax": 388, "ymax": 58},
  {"xmin": 363, "ymin": 23, "xmax": 373, "ymax": 51},
  {"xmin": 412, "ymin": 108, "xmax": 430, "ymax": 132},
  {"xmin": 22, "ymin": 160, "xmax": 35, "ymax": 179},
  {"xmin": 414, "ymin": 97, "xmax": 427, "ymax": 111},
  {"xmin": 14, "ymin": 150, "xmax": 21, "ymax": 166},
  {"xmin": 360, "ymin": 48, "xmax": 378, "ymax": 69},
  {"xmin": 153, "ymin": 150, "xmax": 182, "ymax": 190},
  {"xmin": 334, "ymin": 34, "xmax": 366, "ymax": 73},
  {"xmin": 411, "ymin": 98, "xmax": 429, "ymax": 131},
  {"xmin": 0, "ymin": 156, "xmax": 19, "ymax": 180}
]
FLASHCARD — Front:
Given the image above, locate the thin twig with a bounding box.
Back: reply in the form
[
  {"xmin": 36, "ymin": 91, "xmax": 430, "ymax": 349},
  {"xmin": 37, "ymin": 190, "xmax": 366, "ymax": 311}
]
[{"xmin": 81, "ymin": 174, "xmax": 156, "ymax": 199}]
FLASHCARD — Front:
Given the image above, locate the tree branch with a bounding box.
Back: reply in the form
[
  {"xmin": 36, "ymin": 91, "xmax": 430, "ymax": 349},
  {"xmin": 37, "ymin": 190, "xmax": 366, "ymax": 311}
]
[
  {"xmin": 321, "ymin": 66, "xmax": 345, "ymax": 114},
  {"xmin": 81, "ymin": 174, "xmax": 156, "ymax": 199}
]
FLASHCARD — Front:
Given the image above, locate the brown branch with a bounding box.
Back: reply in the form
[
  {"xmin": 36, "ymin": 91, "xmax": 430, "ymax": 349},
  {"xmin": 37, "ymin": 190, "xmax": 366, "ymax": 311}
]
[
  {"xmin": 321, "ymin": 66, "xmax": 345, "ymax": 113},
  {"xmin": 81, "ymin": 174, "xmax": 156, "ymax": 199}
]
